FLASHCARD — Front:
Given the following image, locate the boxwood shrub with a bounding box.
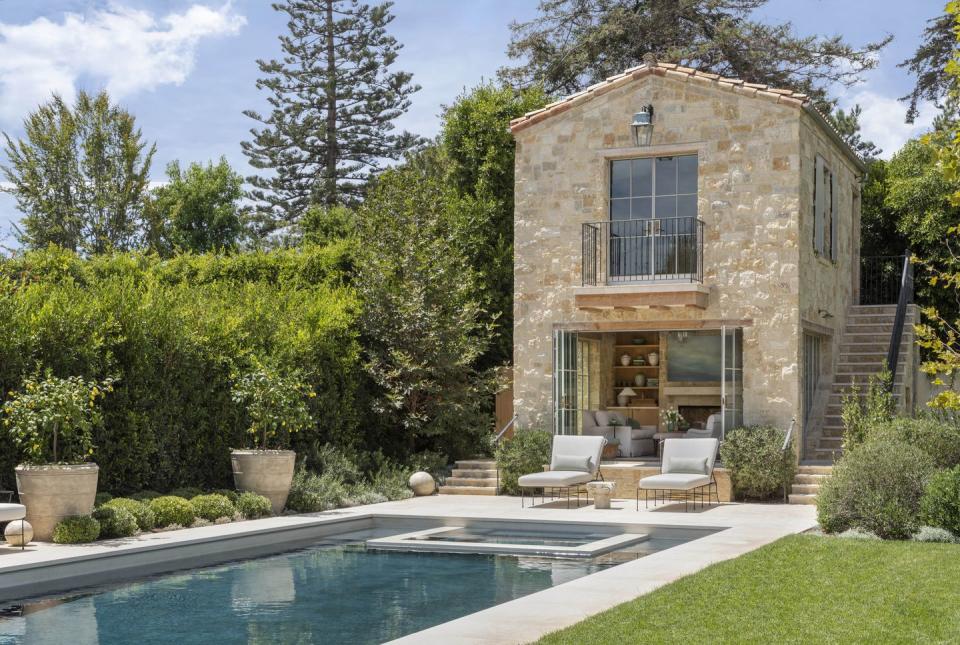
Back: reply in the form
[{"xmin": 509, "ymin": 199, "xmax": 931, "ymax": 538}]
[
  {"xmin": 94, "ymin": 492, "xmax": 113, "ymax": 507},
  {"xmin": 104, "ymin": 498, "xmax": 156, "ymax": 531},
  {"xmin": 190, "ymin": 494, "xmax": 236, "ymax": 521},
  {"xmin": 52, "ymin": 516, "xmax": 100, "ymax": 544},
  {"xmin": 817, "ymin": 439, "xmax": 935, "ymax": 539},
  {"xmin": 868, "ymin": 416, "xmax": 960, "ymax": 469},
  {"xmin": 719, "ymin": 425, "xmax": 796, "ymax": 500},
  {"xmin": 920, "ymin": 465, "xmax": 960, "ymax": 536},
  {"xmin": 235, "ymin": 491, "xmax": 272, "ymax": 519},
  {"xmin": 495, "ymin": 429, "xmax": 552, "ymax": 496},
  {"xmin": 149, "ymin": 496, "xmax": 196, "ymax": 528},
  {"xmin": 92, "ymin": 505, "xmax": 138, "ymax": 538},
  {"xmin": 169, "ymin": 487, "xmax": 204, "ymax": 500}
]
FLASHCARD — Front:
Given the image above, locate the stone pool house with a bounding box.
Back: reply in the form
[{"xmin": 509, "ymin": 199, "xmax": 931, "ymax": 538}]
[{"xmin": 447, "ymin": 56, "xmax": 916, "ymax": 503}]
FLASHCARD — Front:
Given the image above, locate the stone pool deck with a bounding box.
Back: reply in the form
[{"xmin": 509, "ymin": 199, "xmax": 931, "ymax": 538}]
[{"xmin": 0, "ymin": 495, "xmax": 816, "ymax": 644}]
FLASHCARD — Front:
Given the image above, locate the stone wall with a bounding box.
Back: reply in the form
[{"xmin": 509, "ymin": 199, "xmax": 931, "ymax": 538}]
[{"xmin": 513, "ymin": 72, "xmax": 815, "ymax": 435}]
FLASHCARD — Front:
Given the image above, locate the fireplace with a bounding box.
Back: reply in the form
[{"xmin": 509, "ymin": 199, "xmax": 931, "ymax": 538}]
[{"xmin": 679, "ymin": 405, "xmax": 721, "ymax": 429}]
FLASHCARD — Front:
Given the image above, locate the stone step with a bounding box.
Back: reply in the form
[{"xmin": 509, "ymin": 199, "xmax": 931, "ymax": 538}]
[
  {"xmin": 454, "ymin": 459, "xmax": 496, "ymax": 469},
  {"xmin": 797, "ymin": 464, "xmax": 833, "ymax": 474},
  {"xmin": 788, "ymin": 493, "xmax": 817, "ymax": 505},
  {"xmin": 850, "ymin": 305, "xmax": 899, "ymax": 313},
  {"xmin": 817, "ymin": 437, "xmax": 843, "ymax": 450},
  {"xmin": 444, "ymin": 477, "xmax": 498, "ymax": 487},
  {"xmin": 843, "ymin": 323, "xmax": 899, "ymax": 334},
  {"xmin": 821, "ymin": 427, "xmax": 844, "ymax": 438},
  {"xmin": 791, "ymin": 484, "xmax": 821, "ymax": 495},
  {"xmin": 438, "ymin": 486, "xmax": 498, "ymax": 496},
  {"xmin": 450, "ymin": 469, "xmax": 498, "ymax": 478},
  {"xmin": 837, "ymin": 352, "xmax": 897, "ymax": 363},
  {"xmin": 794, "ymin": 473, "xmax": 830, "ymax": 484},
  {"xmin": 833, "ymin": 374, "xmax": 904, "ymax": 384},
  {"xmin": 810, "ymin": 448, "xmax": 842, "ymax": 462}
]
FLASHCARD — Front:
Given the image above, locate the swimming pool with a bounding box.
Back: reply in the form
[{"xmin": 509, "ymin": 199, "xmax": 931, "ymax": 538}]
[{"xmin": 0, "ymin": 522, "xmax": 713, "ymax": 644}]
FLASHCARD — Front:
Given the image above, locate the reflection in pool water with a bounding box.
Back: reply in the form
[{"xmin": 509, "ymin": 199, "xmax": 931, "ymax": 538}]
[{"xmin": 0, "ymin": 531, "xmax": 635, "ymax": 644}]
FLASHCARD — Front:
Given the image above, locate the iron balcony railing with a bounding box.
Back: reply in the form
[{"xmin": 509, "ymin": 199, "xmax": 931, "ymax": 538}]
[
  {"xmin": 860, "ymin": 254, "xmax": 908, "ymax": 305},
  {"xmin": 582, "ymin": 216, "xmax": 704, "ymax": 286}
]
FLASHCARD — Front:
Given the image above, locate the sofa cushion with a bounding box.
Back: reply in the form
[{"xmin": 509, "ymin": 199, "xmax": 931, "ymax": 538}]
[
  {"xmin": 632, "ymin": 426, "xmax": 657, "ymax": 439},
  {"xmin": 552, "ymin": 453, "xmax": 591, "ymax": 473},
  {"xmin": 593, "ymin": 411, "xmax": 611, "ymax": 426},
  {"xmin": 666, "ymin": 456, "xmax": 709, "ymax": 475},
  {"xmin": 518, "ymin": 471, "xmax": 594, "ymax": 488},
  {"xmin": 638, "ymin": 473, "xmax": 711, "ymax": 490}
]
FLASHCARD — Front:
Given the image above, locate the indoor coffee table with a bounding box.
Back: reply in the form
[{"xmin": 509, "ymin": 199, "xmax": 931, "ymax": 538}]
[{"xmin": 652, "ymin": 432, "xmax": 686, "ymax": 458}]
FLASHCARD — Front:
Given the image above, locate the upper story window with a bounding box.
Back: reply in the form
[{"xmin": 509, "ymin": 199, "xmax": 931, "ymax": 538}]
[
  {"xmin": 610, "ymin": 155, "xmax": 697, "ymax": 221},
  {"xmin": 813, "ymin": 155, "xmax": 837, "ymax": 261}
]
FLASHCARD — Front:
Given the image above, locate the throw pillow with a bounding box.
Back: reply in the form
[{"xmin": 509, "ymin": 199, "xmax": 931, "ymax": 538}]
[
  {"xmin": 552, "ymin": 454, "xmax": 592, "ymax": 473},
  {"xmin": 666, "ymin": 457, "xmax": 709, "ymax": 475},
  {"xmin": 593, "ymin": 411, "xmax": 611, "ymax": 426}
]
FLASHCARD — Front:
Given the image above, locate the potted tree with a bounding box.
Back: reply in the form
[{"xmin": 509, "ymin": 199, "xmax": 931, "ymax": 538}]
[
  {"xmin": 2, "ymin": 371, "xmax": 114, "ymax": 541},
  {"xmin": 230, "ymin": 367, "xmax": 315, "ymax": 515}
]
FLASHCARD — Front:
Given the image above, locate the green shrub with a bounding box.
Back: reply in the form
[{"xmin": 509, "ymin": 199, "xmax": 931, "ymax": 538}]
[
  {"xmin": 213, "ymin": 488, "xmax": 239, "ymax": 503},
  {"xmin": 817, "ymin": 439, "xmax": 935, "ymax": 539},
  {"xmin": 841, "ymin": 370, "xmax": 894, "ymax": 452},
  {"xmin": 129, "ymin": 490, "xmax": 162, "ymax": 502},
  {"xmin": 869, "ymin": 416, "xmax": 960, "ymax": 469},
  {"xmin": 94, "ymin": 492, "xmax": 113, "ymax": 507},
  {"xmin": 718, "ymin": 425, "xmax": 796, "ymax": 500},
  {"xmin": 52, "ymin": 516, "xmax": 100, "ymax": 543},
  {"xmin": 368, "ymin": 460, "xmax": 413, "ymax": 502},
  {"xmin": 103, "ymin": 498, "xmax": 155, "ymax": 531},
  {"xmin": 912, "ymin": 526, "xmax": 960, "ymax": 543},
  {"xmin": 168, "ymin": 487, "xmax": 204, "ymax": 500},
  {"xmin": 920, "ymin": 466, "xmax": 960, "ymax": 535},
  {"xmin": 495, "ymin": 429, "xmax": 552, "ymax": 495},
  {"xmin": 235, "ymin": 491, "xmax": 272, "ymax": 519},
  {"xmin": 286, "ymin": 465, "xmax": 346, "ymax": 512},
  {"xmin": 149, "ymin": 496, "xmax": 196, "ymax": 527},
  {"xmin": 190, "ymin": 494, "xmax": 236, "ymax": 521},
  {"xmin": 92, "ymin": 505, "xmax": 138, "ymax": 538}
]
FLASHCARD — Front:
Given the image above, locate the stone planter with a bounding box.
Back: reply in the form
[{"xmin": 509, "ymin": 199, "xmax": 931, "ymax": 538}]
[
  {"xmin": 15, "ymin": 463, "xmax": 99, "ymax": 541},
  {"xmin": 230, "ymin": 449, "xmax": 296, "ymax": 515}
]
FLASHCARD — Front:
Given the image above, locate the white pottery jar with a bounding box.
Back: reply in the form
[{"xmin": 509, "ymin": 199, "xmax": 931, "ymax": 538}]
[
  {"xmin": 620, "ymin": 353, "xmax": 631, "ymax": 366},
  {"xmin": 634, "ymin": 373, "xmax": 646, "ymax": 387},
  {"xmin": 647, "ymin": 352, "xmax": 660, "ymax": 366}
]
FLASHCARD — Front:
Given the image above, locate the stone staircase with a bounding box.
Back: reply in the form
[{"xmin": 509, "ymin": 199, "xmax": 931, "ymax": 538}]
[
  {"xmin": 808, "ymin": 304, "xmax": 916, "ymax": 463},
  {"xmin": 438, "ymin": 459, "xmax": 498, "ymax": 496},
  {"xmin": 788, "ymin": 464, "xmax": 832, "ymax": 504}
]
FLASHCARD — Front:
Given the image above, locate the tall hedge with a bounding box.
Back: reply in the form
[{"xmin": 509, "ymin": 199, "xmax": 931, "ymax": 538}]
[{"xmin": 0, "ymin": 246, "xmax": 361, "ymax": 493}]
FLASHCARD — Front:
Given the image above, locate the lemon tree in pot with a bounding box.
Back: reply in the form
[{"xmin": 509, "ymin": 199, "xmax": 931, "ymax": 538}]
[
  {"xmin": 2, "ymin": 371, "xmax": 114, "ymax": 541},
  {"xmin": 230, "ymin": 367, "xmax": 315, "ymax": 515}
]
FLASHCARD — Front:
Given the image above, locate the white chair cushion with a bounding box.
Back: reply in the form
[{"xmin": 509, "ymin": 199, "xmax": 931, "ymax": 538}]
[
  {"xmin": 0, "ymin": 504, "xmax": 26, "ymax": 522},
  {"xmin": 638, "ymin": 473, "xmax": 711, "ymax": 490},
  {"xmin": 661, "ymin": 438, "xmax": 719, "ymax": 475},
  {"xmin": 551, "ymin": 435, "xmax": 605, "ymax": 476},
  {"xmin": 519, "ymin": 471, "xmax": 594, "ymax": 487}
]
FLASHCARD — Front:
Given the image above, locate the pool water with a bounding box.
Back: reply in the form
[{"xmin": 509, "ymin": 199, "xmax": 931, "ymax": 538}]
[
  {"xmin": 0, "ymin": 531, "xmax": 627, "ymax": 644},
  {"xmin": 413, "ymin": 526, "xmax": 616, "ymax": 547}
]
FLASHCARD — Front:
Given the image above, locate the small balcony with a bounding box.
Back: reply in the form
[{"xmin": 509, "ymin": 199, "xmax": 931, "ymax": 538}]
[{"xmin": 577, "ymin": 216, "xmax": 708, "ymax": 310}]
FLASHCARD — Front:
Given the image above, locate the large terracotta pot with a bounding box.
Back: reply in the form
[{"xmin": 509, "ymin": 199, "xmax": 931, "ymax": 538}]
[
  {"xmin": 230, "ymin": 450, "xmax": 296, "ymax": 515},
  {"xmin": 15, "ymin": 463, "xmax": 99, "ymax": 541}
]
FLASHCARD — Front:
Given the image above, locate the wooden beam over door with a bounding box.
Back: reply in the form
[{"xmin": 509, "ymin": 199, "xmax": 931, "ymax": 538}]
[{"xmin": 554, "ymin": 318, "xmax": 754, "ymax": 332}]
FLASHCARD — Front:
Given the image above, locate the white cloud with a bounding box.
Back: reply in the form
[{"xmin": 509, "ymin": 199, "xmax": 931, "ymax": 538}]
[
  {"xmin": 841, "ymin": 90, "xmax": 937, "ymax": 160},
  {"xmin": 0, "ymin": 3, "xmax": 246, "ymax": 123}
]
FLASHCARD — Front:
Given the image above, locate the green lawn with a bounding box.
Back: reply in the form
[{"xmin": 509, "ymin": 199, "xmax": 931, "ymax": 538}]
[{"xmin": 538, "ymin": 535, "xmax": 960, "ymax": 644}]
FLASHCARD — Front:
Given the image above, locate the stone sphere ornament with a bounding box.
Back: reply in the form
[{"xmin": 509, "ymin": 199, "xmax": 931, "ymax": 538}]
[
  {"xmin": 5, "ymin": 519, "xmax": 33, "ymax": 547},
  {"xmin": 408, "ymin": 471, "xmax": 436, "ymax": 496}
]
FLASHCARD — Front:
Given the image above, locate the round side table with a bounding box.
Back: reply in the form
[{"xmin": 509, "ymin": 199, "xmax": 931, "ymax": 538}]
[{"xmin": 586, "ymin": 481, "xmax": 616, "ymax": 509}]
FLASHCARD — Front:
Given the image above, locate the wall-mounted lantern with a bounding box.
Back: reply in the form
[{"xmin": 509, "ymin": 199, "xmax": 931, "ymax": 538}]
[{"xmin": 631, "ymin": 105, "xmax": 654, "ymax": 146}]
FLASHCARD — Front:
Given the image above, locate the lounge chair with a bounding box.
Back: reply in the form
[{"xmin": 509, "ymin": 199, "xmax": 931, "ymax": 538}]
[
  {"xmin": 0, "ymin": 493, "xmax": 27, "ymax": 550},
  {"xmin": 518, "ymin": 435, "xmax": 606, "ymax": 508},
  {"xmin": 637, "ymin": 438, "xmax": 719, "ymax": 511}
]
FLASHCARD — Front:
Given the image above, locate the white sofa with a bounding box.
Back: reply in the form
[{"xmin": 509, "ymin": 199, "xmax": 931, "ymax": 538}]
[
  {"xmin": 638, "ymin": 438, "xmax": 719, "ymax": 511},
  {"xmin": 582, "ymin": 410, "xmax": 655, "ymax": 457},
  {"xmin": 518, "ymin": 435, "xmax": 606, "ymax": 507},
  {"xmin": 684, "ymin": 413, "xmax": 722, "ymax": 440}
]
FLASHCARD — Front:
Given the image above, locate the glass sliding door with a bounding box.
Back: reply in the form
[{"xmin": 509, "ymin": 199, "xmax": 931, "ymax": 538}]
[
  {"xmin": 553, "ymin": 330, "xmax": 578, "ymax": 435},
  {"xmin": 720, "ymin": 326, "xmax": 743, "ymax": 440}
]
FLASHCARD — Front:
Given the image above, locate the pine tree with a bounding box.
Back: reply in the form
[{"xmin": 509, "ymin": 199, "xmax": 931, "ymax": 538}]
[
  {"xmin": 827, "ymin": 105, "xmax": 881, "ymax": 162},
  {"xmin": 500, "ymin": 0, "xmax": 890, "ymax": 112},
  {"xmin": 900, "ymin": 12, "xmax": 955, "ymax": 124},
  {"xmin": 242, "ymin": 0, "xmax": 420, "ymax": 237}
]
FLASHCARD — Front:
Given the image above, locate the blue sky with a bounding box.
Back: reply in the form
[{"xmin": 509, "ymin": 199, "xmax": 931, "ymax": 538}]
[{"xmin": 0, "ymin": 0, "xmax": 948, "ymax": 246}]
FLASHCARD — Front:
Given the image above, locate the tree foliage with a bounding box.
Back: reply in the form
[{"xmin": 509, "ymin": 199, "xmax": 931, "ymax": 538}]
[
  {"xmin": 144, "ymin": 158, "xmax": 245, "ymax": 257},
  {"xmin": 232, "ymin": 366, "xmax": 315, "ymax": 450},
  {"xmin": 900, "ymin": 11, "xmax": 957, "ymax": 123},
  {"xmin": 826, "ymin": 105, "xmax": 881, "ymax": 161},
  {"xmin": 2, "ymin": 91, "xmax": 155, "ymax": 254},
  {"xmin": 439, "ymin": 83, "xmax": 548, "ymax": 366},
  {"xmin": 356, "ymin": 150, "xmax": 494, "ymax": 458},
  {"xmin": 500, "ymin": 0, "xmax": 890, "ymax": 110},
  {"xmin": 242, "ymin": 0, "xmax": 420, "ymax": 236}
]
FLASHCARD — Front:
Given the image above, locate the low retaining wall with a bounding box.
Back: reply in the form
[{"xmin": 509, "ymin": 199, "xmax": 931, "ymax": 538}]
[{"xmin": 599, "ymin": 464, "xmax": 734, "ymax": 502}]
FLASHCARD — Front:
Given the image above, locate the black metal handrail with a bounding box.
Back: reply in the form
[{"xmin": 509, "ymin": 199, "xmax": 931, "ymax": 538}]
[
  {"xmin": 885, "ymin": 251, "xmax": 914, "ymax": 392},
  {"xmin": 582, "ymin": 216, "xmax": 704, "ymax": 286},
  {"xmin": 860, "ymin": 254, "xmax": 907, "ymax": 305}
]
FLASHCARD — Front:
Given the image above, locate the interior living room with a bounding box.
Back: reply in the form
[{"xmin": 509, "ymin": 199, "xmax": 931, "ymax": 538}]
[{"xmin": 555, "ymin": 328, "xmax": 742, "ymax": 462}]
